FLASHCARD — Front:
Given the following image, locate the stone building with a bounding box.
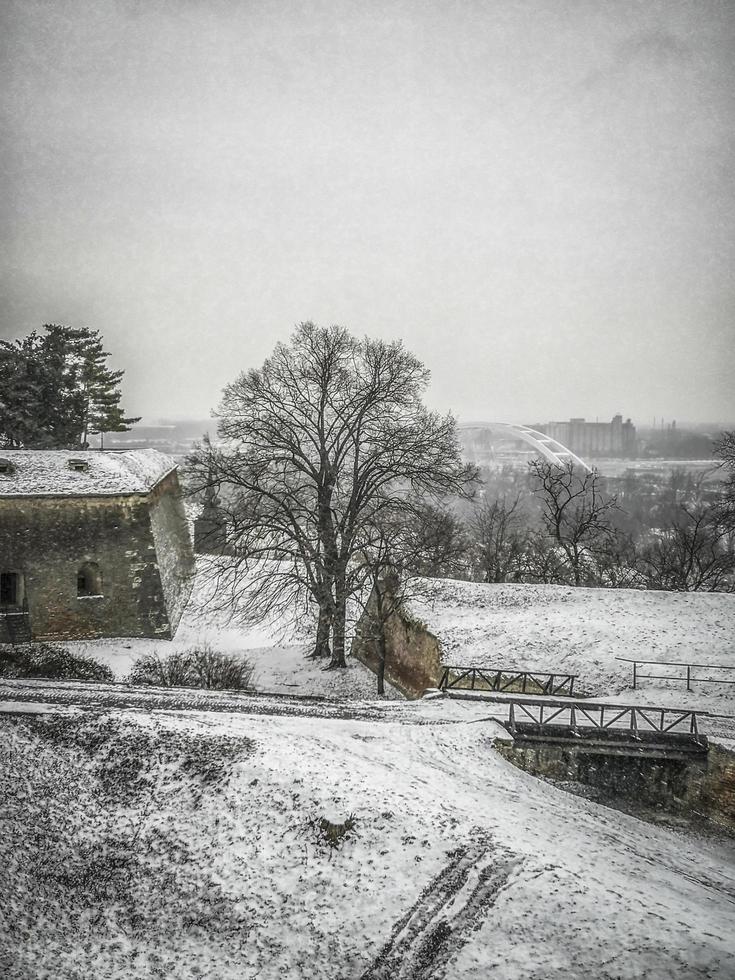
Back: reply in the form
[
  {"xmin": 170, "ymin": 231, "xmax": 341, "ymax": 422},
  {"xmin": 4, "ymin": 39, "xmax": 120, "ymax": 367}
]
[{"xmin": 0, "ymin": 450, "xmax": 195, "ymax": 642}]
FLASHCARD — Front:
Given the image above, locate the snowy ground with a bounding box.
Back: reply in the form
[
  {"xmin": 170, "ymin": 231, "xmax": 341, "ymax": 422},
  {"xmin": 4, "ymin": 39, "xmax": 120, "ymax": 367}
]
[
  {"xmin": 410, "ymin": 579, "xmax": 735, "ymax": 694},
  {"xmin": 408, "ymin": 578, "xmax": 735, "ymax": 747},
  {"xmin": 2, "ymin": 702, "xmax": 734, "ymax": 980},
  {"xmin": 3, "ymin": 574, "xmax": 735, "ymax": 977}
]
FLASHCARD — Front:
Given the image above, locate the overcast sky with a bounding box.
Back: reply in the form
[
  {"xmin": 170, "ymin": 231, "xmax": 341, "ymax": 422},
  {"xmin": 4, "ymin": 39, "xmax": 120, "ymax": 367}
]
[{"xmin": 2, "ymin": 0, "xmax": 733, "ymax": 426}]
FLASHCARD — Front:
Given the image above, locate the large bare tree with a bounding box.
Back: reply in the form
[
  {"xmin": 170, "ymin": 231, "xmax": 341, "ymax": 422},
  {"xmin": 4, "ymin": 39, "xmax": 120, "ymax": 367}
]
[{"xmin": 191, "ymin": 323, "xmax": 476, "ymax": 667}]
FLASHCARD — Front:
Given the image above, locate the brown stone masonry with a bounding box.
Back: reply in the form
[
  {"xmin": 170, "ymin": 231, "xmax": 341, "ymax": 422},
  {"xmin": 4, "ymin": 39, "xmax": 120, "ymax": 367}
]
[{"xmin": 0, "ymin": 488, "xmax": 183, "ymax": 641}]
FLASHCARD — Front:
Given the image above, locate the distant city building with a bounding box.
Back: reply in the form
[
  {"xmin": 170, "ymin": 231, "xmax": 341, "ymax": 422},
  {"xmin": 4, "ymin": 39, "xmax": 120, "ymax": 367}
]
[{"xmin": 540, "ymin": 415, "xmax": 637, "ymax": 458}]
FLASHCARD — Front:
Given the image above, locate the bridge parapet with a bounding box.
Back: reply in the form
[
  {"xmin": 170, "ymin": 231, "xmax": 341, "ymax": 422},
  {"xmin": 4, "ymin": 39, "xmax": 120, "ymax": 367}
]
[{"xmin": 443, "ymin": 689, "xmax": 709, "ymax": 756}]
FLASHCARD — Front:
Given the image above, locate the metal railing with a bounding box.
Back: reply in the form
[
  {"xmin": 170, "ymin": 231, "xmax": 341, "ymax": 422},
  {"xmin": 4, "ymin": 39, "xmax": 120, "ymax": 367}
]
[
  {"xmin": 438, "ymin": 666, "xmax": 577, "ymax": 697},
  {"xmin": 616, "ymin": 657, "xmax": 735, "ymax": 692},
  {"xmin": 505, "ymin": 695, "xmax": 704, "ymax": 741}
]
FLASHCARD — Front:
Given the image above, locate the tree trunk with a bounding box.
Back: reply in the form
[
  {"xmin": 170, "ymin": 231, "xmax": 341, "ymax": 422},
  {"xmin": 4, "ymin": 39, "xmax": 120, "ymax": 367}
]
[
  {"xmin": 374, "ymin": 580, "xmax": 387, "ymax": 694},
  {"xmin": 329, "ymin": 581, "xmax": 347, "ymax": 668},
  {"xmin": 310, "ymin": 602, "xmax": 332, "ymax": 659},
  {"xmin": 377, "ymin": 629, "xmax": 387, "ymax": 695}
]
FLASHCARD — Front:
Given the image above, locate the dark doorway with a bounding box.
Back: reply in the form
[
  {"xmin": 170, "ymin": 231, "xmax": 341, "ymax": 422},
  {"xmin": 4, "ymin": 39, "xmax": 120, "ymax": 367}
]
[{"xmin": 0, "ymin": 572, "xmax": 20, "ymax": 606}]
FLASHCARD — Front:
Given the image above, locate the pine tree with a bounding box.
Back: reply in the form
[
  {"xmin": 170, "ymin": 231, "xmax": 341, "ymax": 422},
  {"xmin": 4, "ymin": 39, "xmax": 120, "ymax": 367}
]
[
  {"xmin": 0, "ymin": 324, "xmax": 140, "ymax": 449},
  {"xmin": 0, "ymin": 332, "xmax": 54, "ymax": 448}
]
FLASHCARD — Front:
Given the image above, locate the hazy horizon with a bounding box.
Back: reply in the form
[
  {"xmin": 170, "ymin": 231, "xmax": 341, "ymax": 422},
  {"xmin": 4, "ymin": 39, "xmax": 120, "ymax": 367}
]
[
  {"xmin": 116, "ymin": 411, "xmax": 735, "ymax": 434},
  {"xmin": 2, "ymin": 0, "xmax": 734, "ymax": 425}
]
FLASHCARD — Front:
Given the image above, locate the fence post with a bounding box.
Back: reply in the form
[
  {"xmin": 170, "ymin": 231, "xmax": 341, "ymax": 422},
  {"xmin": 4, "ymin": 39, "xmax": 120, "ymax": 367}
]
[
  {"xmin": 632, "ymin": 661, "xmax": 637, "ymax": 690},
  {"xmin": 686, "ymin": 665, "xmax": 691, "ymax": 692}
]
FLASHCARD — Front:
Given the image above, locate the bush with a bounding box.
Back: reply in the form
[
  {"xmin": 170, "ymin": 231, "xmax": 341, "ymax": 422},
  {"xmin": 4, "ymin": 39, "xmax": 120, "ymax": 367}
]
[
  {"xmin": 127, "ymin": 650, "xmax": 192, "ymax": 688},
  {"xmin": 0, "ymin": 643, "xmax": 114, "ymax": 682},
  {"xmin": 127, "ymin": 645, "xmax": 254, "ymax": 690},
  {"xmin": 307, "ymin": 813, "xmax": 358, "ymax": 850}
]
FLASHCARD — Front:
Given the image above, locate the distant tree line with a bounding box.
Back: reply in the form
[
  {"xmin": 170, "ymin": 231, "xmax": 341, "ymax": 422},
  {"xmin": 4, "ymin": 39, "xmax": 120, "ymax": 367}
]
[
  {"xmin": 413, "ymin": 447, "xmax": 735, "ymax": 594},
  {"xmin": 0, "ymin": 324, "xmax": 139, "ymax": 450}
]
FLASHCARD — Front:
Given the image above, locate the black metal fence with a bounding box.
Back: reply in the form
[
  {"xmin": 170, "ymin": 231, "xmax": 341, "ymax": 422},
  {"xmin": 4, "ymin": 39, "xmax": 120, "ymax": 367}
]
[
  {"xmin": 616, "ymin": 657, "xmax": 735, "ymax": 692},
  {"xmin": 438, "ymin": 666, "xmax": 577, "ymax": 697}
]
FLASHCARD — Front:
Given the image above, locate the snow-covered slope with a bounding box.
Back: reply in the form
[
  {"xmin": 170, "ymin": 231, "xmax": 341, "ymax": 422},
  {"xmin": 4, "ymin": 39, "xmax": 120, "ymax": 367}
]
[
  {"xmin": 408, "ymin": 579, "xmax": 735, "ymax": 695},
  {"xmin": 3, "ymin": 704, "xmax": 734, "ymax": 979}
]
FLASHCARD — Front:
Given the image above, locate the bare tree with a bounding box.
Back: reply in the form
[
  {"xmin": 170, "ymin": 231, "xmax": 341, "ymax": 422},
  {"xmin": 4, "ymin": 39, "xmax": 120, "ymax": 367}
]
[
  {"xmin": 714, "ymin": 430, "xmax": 735, "ymax": 530},
  {"xmin": 469, "ymin": 493, "xmax": 527, "ymax": 583},
  {"xmin": 404, "ymin": 502, "xmax": 470, "ymax": 579},
  {"xmin": 715, "ymin": 430, "xmax": 735, "ymax": 468},
  {"xmin": 352, "ymin": 502, "xmax": 457, "ymax": 695},
  {"xmin": 190, "ymin": 323, "xmax": 476, "ymax": 668},
  {"xmin": 528, "ymin": 459, "xmax": 619, "ymax": 587},
  {"xmin": 637, "ymin": 504, "xmax": 735, "ymax": 592}
]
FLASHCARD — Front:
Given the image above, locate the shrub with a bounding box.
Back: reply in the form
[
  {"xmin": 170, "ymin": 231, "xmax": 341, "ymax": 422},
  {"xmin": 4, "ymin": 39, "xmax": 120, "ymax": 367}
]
[
  {"xmin": 308, "ymin": 814, "xmax": 358, "ymax": 849},
  {"xmin": 127, "ymin": 650, "xmax": 192, "ymax": 688},
  {"xmin": 127, "ymin": 645, "xmax": 254, "ymax": 690},
  {"xmin": 0, "ymin": 643, "xmax": 114, "ymax": 682}
]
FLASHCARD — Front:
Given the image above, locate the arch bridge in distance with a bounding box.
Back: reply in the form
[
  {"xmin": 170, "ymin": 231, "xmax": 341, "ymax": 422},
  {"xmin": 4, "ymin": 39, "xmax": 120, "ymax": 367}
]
[{"xmin": 458, "ymin": 421, "xmax": 592, "ymax": 473}]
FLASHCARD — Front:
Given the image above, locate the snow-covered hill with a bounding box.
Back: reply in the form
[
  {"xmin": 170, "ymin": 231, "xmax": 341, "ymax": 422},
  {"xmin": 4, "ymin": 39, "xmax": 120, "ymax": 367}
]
[
  {"xmin": 3, "ymin": 702, "xmax": 734, "ymax": 979},
  {"xmin": 408, "ymin": 579, "xmax": 735, "ymax": 696}
]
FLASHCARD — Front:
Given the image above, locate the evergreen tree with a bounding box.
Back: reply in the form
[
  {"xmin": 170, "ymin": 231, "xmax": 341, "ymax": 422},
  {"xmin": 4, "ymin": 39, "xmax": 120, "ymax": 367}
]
[
  {"xmin": 0, "ymin": 332, "xmax": 54, "ymax": 448},
  {"xmin": 0, "ymin": 324, "xmax": 139, "ymax": 449}
]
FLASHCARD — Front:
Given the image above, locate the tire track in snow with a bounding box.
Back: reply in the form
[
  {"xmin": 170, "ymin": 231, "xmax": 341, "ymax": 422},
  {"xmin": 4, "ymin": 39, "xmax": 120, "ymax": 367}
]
[{"xmin": 362, "ymin": 836, "xmax": 521, "ymax": 980}]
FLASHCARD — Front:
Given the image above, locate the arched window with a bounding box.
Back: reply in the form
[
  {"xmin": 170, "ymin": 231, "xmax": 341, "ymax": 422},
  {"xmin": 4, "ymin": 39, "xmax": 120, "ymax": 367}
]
[{"xmin": 77, "ymin": 562, "xmax": 103, "ymax": 597}]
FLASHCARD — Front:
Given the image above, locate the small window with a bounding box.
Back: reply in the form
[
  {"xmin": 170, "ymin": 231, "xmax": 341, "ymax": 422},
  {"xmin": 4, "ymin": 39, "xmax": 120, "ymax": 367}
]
[
  {"xmin": 0, "ymin": 571, "xmax": 21, "ymax": 606},
  {"xmin": 0, "ymin": 458, "xmax": 14, "ymax": 475},
  {"xmin": 77, "ymin": 562, "xmax": 103, "ymax": 597},
  {"xmin": 68, "ymin": 458, "xmax": 90, "ymax": 472}
]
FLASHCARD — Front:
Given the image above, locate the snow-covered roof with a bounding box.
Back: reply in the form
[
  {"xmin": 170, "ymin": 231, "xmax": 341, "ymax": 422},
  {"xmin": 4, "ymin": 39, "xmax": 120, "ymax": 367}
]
[{"xmin": 0, "ymin": 449, "xmax": 178, "ymax": 498}]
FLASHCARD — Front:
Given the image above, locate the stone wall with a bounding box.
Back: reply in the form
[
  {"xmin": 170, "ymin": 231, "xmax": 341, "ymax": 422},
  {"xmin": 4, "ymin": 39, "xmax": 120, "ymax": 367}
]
[
  {"xmin": 351, "ymin": 587, "xmax": 444, "ymax": 699},
  {"xmin": 496, "ymin": 738, "xmax": 735, "ymax": 833},
  {"xmin": 148, "ymin": 471, "xmax": 196, "ymax": 634},
  {"xmin": 688, "ymin": 743, "xmax": 735, "ymax": 831},
  {"xmin": 0, "ymin": 492, "xmax": 172, "ymax": 641}
]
